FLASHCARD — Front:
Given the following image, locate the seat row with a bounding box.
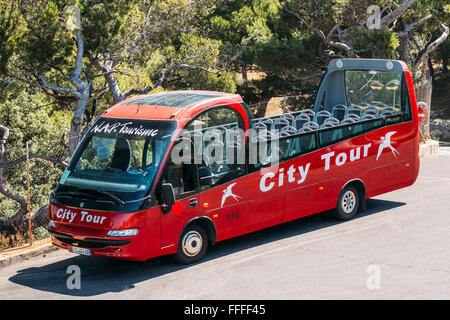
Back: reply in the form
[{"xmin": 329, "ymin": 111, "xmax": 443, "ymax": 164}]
[{"xmin": 251, "ymin": 105, "xmax": 398, "ymax": 140}]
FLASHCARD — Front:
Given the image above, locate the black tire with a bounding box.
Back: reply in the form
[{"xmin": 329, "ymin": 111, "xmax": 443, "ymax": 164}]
[
  {"xmin": 333, "ymin": 185, "xmax": 360, "ymax": 220},
  {"xmin": 174, "ymin": 224, "xmax": 208, "ymax": 264}
]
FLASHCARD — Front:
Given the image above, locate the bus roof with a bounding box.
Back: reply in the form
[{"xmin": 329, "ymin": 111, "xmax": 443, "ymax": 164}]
[{"xmin": 103, "ymin": 90, "xmax": 243, "ymax": 121}]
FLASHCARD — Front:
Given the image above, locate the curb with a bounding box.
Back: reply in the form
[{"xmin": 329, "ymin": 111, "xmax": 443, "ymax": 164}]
[
  {"xmin": 0, "ymin": 240, "xmax": 59, "ymax": 268},
  {"xmin": 419, "ymin": 140, "xmax": 439, "ymax": 157}
]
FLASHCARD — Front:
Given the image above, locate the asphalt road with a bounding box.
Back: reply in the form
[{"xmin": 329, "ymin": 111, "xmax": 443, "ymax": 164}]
[{"xmin": 1, "ymin": 144, "xmax": 449, "ymax": 300}]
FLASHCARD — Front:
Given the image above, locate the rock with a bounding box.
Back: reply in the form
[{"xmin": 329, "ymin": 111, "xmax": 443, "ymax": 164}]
[
  {"xmin": 430, "ymin": 118, "xmax": 450, "ymax": 141},
  {"xmin": 430, "ymin": 112, "xmax": 445, "ymax": 120}
]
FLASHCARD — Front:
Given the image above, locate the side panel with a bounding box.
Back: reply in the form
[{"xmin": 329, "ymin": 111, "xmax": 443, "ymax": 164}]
[
  {"xmin": 284, "ymin": 179, "xmax": 339, "ymax": 222},
  {"xmin": 366, "ymin": 122, "xmax": 416, "ymax": 197},
  {"xmin": 160, "ymin": 196, "xmax": 199, "ymax": 252},
  {"xmin": 249, "ymin": 193, "xmax": 284, "ymax": 229},
  {"xmin": 155, "ymin": 117, "xmax": 418, "ymax": 248},
  {"xmin": 199, "ymin": 184, "xmax": 250, "ymax": 242}
]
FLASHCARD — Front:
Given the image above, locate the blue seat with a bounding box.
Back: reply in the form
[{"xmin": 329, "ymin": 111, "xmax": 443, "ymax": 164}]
[
  {"xmin": 302, "ymin": 121, "xmax": 320, "ymax": 131},
  {"xmin": 332, "ymin": 104, "xmax": 347, "ymax": 121},
  {"xmin": 320, "ymin": 122, "xmax": 335, "ymax": 129},
  {"xmin": 363, "ymin": 105, "xmax": 379, "ymax": 116},
  {"xmin": 280, "ymin": 125, "xmax": 298, "ymax": 135},
  {"xmin": 293, "ymin": 114, "xmax": 310, "ymax": 130},
  {"xmin": 362, "ymin": 114, "xmax": 376, "ymax": 120},
  {"xmin": 260, "ymin": 118, "xmax": 274, "ymax": 130},
  {"xmin": 347, "ymin": 105, "xmax": 362, "ymax": 118},
  {"xmin": 298, "ymin": 126, "xmax": 314, "ymax": 133},
  {"xmin": 380, "ymin": 107, "xmax": 396, "ymax": 116},
  {"xmin": 324, "ymin": 117, "xmax": 340, "ymax": 126},
  {"xmin": 301, "ymin": 109, "xmax": 315, "ymax": 121},
  {"xmin": 345, "ymin": 114, "xmax": 360, "ymax": 121},
  {"xmin": 315, "ymin": 110, "xmax": 331, "ymax": 125},
  {"xmin": 282, "ymin": 113, "xmax": 295, "ymax": 123},
  {"xmin": 273, "ymin": 118, "xmax": 290, "ymax": 131},
  {"xmin": 340, "ymin": 118, "xmax": 356, "ymax": 125}
]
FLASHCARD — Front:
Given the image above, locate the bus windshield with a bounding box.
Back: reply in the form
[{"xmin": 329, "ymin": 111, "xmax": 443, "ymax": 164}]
[
  {"xmin": 55, "ymin": 118, "xmax": 177, "ymax": 211},
  {"xmin": 345, "ymin": 70, "xmax": 402, "ymax": 109}
]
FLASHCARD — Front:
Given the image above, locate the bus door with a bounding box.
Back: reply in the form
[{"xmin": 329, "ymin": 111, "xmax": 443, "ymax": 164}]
[
  {"xmin": 158, "ymin": 139, "xmax": 200, "ymax": 249},
  {"xmin": 196, "ymin": 127, "xmax": 248, "ymax": 241},
  {"xmin": 183, "ymin": 104, "xmax": 250, "ymax": 240}
]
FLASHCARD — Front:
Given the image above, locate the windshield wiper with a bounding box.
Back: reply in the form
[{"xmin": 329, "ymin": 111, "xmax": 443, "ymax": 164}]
[
  {"xmin": 54, "ymin": 190, "xmax": 98, "ymax": 200},
  {"xmin": 88, "ymin": 189, "xmax": 126, "ymax": 206},
  {"xmin": 54, "ymin": 190, "xmax": 125, "ymax": 207},
  {"xmin": 54, "ymin": 194, "xmax": 116, "ymax": 206}
]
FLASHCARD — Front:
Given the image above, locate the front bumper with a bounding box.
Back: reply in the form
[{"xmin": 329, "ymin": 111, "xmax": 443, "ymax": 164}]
[
  {"xmin": 49, "ymin": 229, "xmax": 132, "ymax": 248},
  {"xmin": 49, "ymin": 228, "xmax": 147, "ymax": 261}
]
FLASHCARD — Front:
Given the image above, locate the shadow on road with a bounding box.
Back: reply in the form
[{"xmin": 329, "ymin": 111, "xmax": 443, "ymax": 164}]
[{"xmin": 9, "ymin": 198, "xmax": 405, "ymax": 297}]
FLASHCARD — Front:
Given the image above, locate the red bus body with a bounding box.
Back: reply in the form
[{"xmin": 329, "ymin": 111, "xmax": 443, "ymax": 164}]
[{"xmin": 49, "ymin": 59, "xmax": 420, "ymax": 261}]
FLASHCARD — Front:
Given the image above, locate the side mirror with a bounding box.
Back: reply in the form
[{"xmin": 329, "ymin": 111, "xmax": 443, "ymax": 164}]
[
  {"xmin": 417, "ymin": 106, "xmax": 427, "ymax": 123},
  {"xmin": 161, "ymin": 183, "xmax": 176, "ymax": 214}
]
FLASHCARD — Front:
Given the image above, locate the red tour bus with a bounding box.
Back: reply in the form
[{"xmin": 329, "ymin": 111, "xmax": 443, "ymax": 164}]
[{"xmin": 48, "ymin": 59, "xmax": 426, "ymax": 263}]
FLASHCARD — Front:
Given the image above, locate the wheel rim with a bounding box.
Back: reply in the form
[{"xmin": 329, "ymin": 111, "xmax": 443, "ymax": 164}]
[
  {"xmin": 341, "ymin": 190, "xmax": 356, "ymax": 214},
  {"xmin": 181, "ymin": 230, "xmax": 203, "ymax": 257}
]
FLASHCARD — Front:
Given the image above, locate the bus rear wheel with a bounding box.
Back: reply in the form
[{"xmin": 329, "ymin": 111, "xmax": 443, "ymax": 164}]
[
  {"xmin": 174, "ymin": 224, "xmax": 208, "ymax": 264},
  {"xmin": 334, "ymin": 185, "xmax": 360, "ymax": 220}
]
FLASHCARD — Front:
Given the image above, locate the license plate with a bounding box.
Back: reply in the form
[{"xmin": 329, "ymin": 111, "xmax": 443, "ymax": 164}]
[{"xmin": 71, "ymin": 246, "xmax": 91, "ymax": 256}]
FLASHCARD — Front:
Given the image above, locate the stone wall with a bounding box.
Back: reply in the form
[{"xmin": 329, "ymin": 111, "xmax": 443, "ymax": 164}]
[{"xmin": 430, "ymin": 118, "xmax": 450, "ymax": 141}]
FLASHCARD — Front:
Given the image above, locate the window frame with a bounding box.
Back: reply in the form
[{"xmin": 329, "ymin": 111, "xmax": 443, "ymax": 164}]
[
  {"xmin": 184, "ymin": 105, "xmax": 248, "ymax": 192},
  {"xmin": 343, "ymin": 69, "xmax": 412, "ymax": 122},
  {"xmin": 158, "ymin": 137, "xmax": 200, "ymax": 201},
  {"xmin": 247, "ymin": 130, "xmax": 318, "ymax": 172}
]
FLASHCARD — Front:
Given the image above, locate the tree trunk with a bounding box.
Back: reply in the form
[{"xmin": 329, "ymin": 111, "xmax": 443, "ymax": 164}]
[
  {"xmin": 242, "ymin": 64, "xmax": 248, "ymax": 88},
  {"xmin": 67, "ymin": 89, "xmax": 90, "ymax": 158},
  {"xmin": 415, "ymin": 73, "xmax": 432, "ymax": 142}
]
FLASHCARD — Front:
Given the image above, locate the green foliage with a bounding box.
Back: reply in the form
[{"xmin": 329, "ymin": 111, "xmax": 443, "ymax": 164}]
[
  {"xmin": 15, "ymin": 1, "xmax": 72, "ymax": 71},
  {"xmin": 350, "ymin": 28, "xmax": 400, "ymax": 59},
  {"xmin": 0, "ymin": 1, "xmax": 16, "ymax": 74},
  {"xmin": 0, "ymin": 88, "xmax": 70, "ymax": 217}
]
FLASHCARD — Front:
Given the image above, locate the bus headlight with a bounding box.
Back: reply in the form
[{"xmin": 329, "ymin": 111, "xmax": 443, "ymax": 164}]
[
  {"xmin": 107, "ymin": 229, "xmax": 138, "ymax": 237},
  {"xmin": 49, "ymin": 221, "xmax": 56, "ymax": 229}
]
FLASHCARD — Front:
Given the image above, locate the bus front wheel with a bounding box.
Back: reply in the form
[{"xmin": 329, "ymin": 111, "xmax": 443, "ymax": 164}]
[
  {"xmin": 334, "ymin": 185, "xmax": 360, "ymax": 220},
  {"xmin": 174, "ymin": 224, "xmax": 208, "ymax": 264}
]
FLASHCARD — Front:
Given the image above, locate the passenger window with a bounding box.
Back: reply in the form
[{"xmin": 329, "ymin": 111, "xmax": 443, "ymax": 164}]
[
  {"xmin": 400, "ymin": 73, "xmax": 412, "ymax": 122},
  {"xmin": 186, "ymin": 106, "xmax": 244, "ymax": 131},
  {"xmin": 277, "ymin": 132, "xmax": 317, "ymax": 161},
  {"xmin": 198, "ymin": 142, "xmax": 246, "ymax": 191},
  {"xmin": 160, "ymin": 139, "xmax": 198, "ymax": 199},
  {"xmin": 344, "ymin": 69, "xmax": 412, "ymax": 124},
  {"xmin": 187, "ymin": 106, "xmax": 246, "ymax": 190},
  {"xmin": 318, "ymin": 118, "xmax": 384, "ymax": 147},
  {"xmin": 248, "ymin": 131, "xmax": 317, "ymax": 171}
]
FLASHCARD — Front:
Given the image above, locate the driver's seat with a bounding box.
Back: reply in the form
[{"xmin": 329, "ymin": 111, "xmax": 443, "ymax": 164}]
[{"xmin": 110, "ymin": 138, "xmax": 131, "ymax": 171}]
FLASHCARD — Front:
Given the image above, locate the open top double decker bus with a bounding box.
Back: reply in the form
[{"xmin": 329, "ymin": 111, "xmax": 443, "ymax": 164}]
[{"xmin": 48, "ymin": 59, "xmax": 426, "ymax": 263}]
